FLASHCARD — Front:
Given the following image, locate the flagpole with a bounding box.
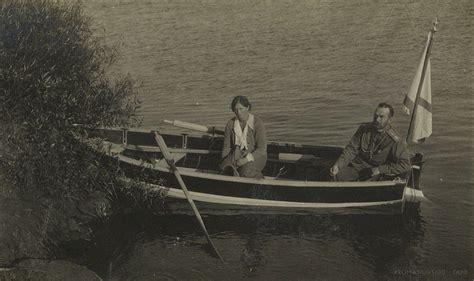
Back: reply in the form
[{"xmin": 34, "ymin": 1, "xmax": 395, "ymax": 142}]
[{"xmin": 406, "ymin": 19, "xmax": 438, "ymax": 144}]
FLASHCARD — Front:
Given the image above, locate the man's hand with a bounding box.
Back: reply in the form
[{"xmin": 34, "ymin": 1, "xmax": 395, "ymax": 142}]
[
  {"xmin": 360, "ymin": 167, "xmax": 380, "ymax": 181},
  {"xmin": 329, "ymin": 165, "xmax": 339, "ymax": 176},
  {"xmin": 236, "ymin": 158, "xmax": 248, "ymax": 167},
  {"xmin": 371, "ymin": 167, "xmax": 380, "ymax": 177}
]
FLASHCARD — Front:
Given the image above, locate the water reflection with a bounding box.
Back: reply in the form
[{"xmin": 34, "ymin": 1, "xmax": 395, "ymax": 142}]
[
  {"xmin": 81, "ymin": 203, "xmax": 425, "ymax": 280},
  {"xmin": 240, "ymin": 231, "xmax": 267, "ymax": 277},
  {"xmin": 343, "ymin": 204, "xmax": 426, "ymax": 277}
]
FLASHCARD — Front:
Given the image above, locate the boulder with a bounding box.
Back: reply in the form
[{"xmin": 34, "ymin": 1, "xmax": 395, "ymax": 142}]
[{"xmin": 0, "ymin": 259, "xmax": 101, "ymax": 281}]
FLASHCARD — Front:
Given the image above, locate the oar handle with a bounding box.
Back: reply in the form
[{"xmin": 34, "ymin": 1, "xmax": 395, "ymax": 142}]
[{"xmin": 164, "ymin": 119, "xmax": 224, "ymax": 135}]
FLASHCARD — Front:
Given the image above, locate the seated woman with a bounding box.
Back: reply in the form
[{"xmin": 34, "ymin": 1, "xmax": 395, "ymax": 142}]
[{"xmin": 220, "ymin": 95, "xmax": 267, "ymax": 179}]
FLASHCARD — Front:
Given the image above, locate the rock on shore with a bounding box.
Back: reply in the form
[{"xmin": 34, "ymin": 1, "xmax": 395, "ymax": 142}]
[{"xmin": 0, "ymin": 174, "xmax": 105, "ymax": 280}]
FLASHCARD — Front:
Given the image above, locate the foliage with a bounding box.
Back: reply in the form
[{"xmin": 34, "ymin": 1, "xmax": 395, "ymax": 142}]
[{"xmin": 0, "ymin": 0, "xmax": 141, "ymax": 201}]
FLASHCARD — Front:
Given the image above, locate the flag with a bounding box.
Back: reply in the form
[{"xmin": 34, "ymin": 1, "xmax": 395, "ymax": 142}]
[{"xmin": 403, "ymin": 34, "xmax": 433, "ymax": 143}]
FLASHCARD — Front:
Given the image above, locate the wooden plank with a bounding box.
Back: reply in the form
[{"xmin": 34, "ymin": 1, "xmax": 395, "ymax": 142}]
[
  {"xmin": 124, "ymin": 144, "xmax": 220, "ymax": 155},
  {"xmin": 278, "ymin": 153, "xmax": 318, "ymax": 162},
  {"xmin": 124, "ymin": 144, "xmax": 328, "ymax": 164}
]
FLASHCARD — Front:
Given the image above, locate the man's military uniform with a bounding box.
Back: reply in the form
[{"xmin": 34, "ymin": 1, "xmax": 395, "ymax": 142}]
[{"xmin": 334, "ymin": 122, "xmax": 411, "ymax": 181}]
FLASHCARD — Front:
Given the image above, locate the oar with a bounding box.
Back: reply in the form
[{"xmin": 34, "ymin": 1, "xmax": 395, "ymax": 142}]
[
  {"xmin": 153, "ymin": 131, "xmax": 224, "ymax": 262},
  {"xmin": 164, "ymin": 119, "xmax": 225, "ymax": 135}
]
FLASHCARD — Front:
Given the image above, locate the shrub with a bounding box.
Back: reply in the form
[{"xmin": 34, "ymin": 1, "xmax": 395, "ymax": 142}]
[{"xmin": 0, "ymin": 0, "xmax": 141, "ymax": 201}]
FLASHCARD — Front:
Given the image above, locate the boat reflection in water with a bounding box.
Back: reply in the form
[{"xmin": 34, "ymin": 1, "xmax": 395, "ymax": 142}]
[{"xmin": 81, "ymin": 203, "xmax": 425, "ymax": 279}]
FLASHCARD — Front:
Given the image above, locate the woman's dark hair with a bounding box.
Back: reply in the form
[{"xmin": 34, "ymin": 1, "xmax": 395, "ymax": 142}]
[
  {"xmin": 377, "ymin": 102, "xmax": 394, "ymax": 117},
  {"xmin": 231, "ymin": 95, "xmax": 252, "ymax": 111}
]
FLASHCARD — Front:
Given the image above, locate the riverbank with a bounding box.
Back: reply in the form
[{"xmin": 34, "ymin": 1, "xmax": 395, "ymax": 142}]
[{"xmin": 0, "ymin": 173, "xmax": 107, "ymax": 280}]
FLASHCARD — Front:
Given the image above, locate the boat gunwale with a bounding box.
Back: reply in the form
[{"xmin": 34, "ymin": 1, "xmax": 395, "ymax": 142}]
[
  {"xmin": 93, "ymin": 127, "xmax": 346, "ymax": 151},
  {"xmin": 116, "ymin": 153, "xmax": 407, "ymax": 189}
]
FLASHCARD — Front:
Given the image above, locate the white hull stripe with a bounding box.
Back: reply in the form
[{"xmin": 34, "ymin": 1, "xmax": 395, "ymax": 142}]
[
  {"xmin": 403, "ymin": 187, "xmax": 425, "ymax": 202},
  {"xmin": 149, "ymin": 185, "xmax": 404, "ymax": 208},
  {"xmin": 116, "ymin": 154, "xmax": 403, "ymax": 188}
]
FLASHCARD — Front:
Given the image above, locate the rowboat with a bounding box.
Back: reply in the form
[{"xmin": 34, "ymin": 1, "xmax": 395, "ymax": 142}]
[{"xmin": 83, "ymin": 120, "xmax": 425, "ymax": 214}]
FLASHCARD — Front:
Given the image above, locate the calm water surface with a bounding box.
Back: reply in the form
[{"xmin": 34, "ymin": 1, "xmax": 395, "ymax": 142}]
[{"xmin": 82, "ymin": 0, "xmax": 473, "ymax": 280}]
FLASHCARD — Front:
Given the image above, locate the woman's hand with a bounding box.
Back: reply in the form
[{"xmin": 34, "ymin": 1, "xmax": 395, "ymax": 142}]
[{"xmin": 236, "ymin": 158, "xmax": 248, "ymax": 167}]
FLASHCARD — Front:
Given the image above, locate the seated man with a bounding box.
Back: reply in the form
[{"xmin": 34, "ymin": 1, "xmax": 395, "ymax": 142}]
[{"xmin": 329, "ymin": 102, "xmax": 411, "ymax": 181}]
